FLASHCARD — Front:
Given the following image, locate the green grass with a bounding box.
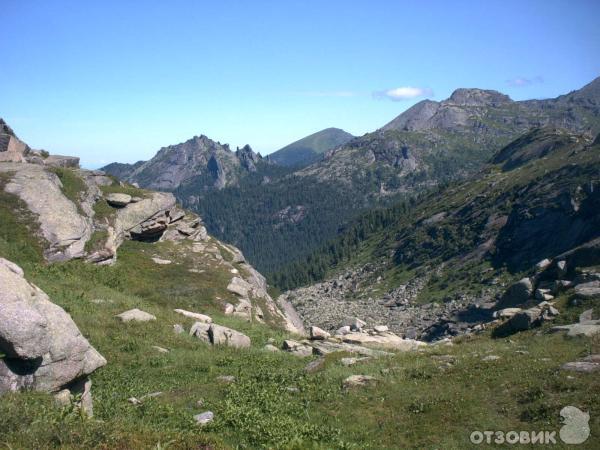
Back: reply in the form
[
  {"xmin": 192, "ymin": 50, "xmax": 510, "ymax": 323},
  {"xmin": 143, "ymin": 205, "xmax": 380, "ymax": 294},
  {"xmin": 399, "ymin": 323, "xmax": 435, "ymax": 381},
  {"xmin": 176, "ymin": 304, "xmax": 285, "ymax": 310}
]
[
  {"xmin": 49, "ymin": 167, "xmax": 88, "ymax": 215},
  {"xmin": 1, "ymin": 168, "xmax": 600, "ymax": 449}
]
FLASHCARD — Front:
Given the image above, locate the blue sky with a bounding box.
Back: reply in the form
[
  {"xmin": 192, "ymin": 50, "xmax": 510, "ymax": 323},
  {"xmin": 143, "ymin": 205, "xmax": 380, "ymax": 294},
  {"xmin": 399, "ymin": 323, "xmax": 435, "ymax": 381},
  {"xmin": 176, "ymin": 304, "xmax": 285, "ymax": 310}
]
[{"xmin": 1, "ymin": 0, "xmax": 599, "ymax": 168}]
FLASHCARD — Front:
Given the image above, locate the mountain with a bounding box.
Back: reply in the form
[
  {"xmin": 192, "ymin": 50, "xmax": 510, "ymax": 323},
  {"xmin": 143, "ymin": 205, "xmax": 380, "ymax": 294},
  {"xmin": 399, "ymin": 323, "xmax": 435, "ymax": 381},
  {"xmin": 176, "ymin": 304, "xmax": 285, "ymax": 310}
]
[
  {"xmin": 268, "ymin": 127, "xmax": 354, "ymax": 167},
  {"xmin": 104, "ymin": 77, "xmax": 600, "ymax": 278},
  {"xmin": 102, "ymin": 135, "xmax": 271, "ymax": 191},
  {"xmin": 275, "ymin": 127, "xmax": 600, "ymax": 340}
]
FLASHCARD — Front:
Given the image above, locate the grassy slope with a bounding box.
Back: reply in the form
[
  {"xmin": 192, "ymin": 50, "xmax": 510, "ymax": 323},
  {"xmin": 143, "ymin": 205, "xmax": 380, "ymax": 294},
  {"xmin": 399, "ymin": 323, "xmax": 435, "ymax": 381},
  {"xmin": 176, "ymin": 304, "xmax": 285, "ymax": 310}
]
[{"xmin": 1, "ymin": 169, "xmax": 599, "ymax": 449}]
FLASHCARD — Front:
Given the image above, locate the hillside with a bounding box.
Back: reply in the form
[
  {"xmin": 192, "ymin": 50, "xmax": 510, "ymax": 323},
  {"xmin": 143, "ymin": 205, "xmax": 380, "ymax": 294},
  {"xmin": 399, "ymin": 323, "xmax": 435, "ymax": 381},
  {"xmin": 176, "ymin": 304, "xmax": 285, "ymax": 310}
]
[
  {"xmin": 2, "ymin": 121, "xmax": 600, "ymax": 449},
  {"xmin": 268, "ymin": 127, "xmax": 354, "ymax": 167},
  {"xmin": 179, "ymin": 78, "xmax": 600, "ymax": 275},
  {"xmin": 275, "ymin": 127, "xmax": 600, "ymax": 339}
]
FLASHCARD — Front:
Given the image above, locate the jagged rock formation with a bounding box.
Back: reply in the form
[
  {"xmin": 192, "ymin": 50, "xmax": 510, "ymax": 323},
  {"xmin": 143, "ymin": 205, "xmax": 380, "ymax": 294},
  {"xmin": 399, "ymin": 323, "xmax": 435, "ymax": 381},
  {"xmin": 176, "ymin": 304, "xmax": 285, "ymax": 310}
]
[
  {"xmin": 0, "ymin": 257, "xmax": 106, "ymax": 415},
  {"xmin": 0, "ymin": 120, "xmax": 302, "ymax": 335},
  {"xmin": 102, "ymin": 135, "xmax": 267, "ymax": 191},
  {"xmin": 0, "ymin": 119, "xmax": 30, "ymax": 163}
]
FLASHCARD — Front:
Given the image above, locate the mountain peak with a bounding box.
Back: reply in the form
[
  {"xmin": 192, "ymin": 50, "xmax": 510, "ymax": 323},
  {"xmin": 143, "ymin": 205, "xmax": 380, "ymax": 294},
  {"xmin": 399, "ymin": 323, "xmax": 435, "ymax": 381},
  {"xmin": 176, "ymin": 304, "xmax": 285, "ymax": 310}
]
[
  {"xmin": 447, "ymin": 88, "xmax": 512, "ymax": 106},
  {"xmin": 269, "ymin": 128, "xmax": 354, "ymax": 167}
]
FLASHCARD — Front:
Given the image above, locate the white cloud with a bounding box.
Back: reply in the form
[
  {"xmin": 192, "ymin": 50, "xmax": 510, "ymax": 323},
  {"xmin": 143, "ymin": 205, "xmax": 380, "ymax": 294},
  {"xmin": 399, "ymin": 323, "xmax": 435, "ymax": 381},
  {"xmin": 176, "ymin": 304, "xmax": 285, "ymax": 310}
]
[
  {"xmin": 373, "ymin": 86, "xmax": 433, "ymax": 101},
  {"xmin": 506, "ymin": 76, "xmax": 544, "ymax": 87}
]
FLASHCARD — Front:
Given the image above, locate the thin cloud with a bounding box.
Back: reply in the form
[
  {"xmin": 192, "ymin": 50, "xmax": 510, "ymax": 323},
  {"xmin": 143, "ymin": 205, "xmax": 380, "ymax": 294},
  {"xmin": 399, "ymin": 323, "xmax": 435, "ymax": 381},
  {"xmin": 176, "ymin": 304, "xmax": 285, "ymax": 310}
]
[
  {"xmin": 296, "ymin": 90, "xmax": 357, "ymax": 98},
  {"xmin": 506, "ymin": 76, "xmax": 544, "ymax": 87},
  {"xmin": 373, "ymin": 86, "xmax": 433, "ymax": 101}
]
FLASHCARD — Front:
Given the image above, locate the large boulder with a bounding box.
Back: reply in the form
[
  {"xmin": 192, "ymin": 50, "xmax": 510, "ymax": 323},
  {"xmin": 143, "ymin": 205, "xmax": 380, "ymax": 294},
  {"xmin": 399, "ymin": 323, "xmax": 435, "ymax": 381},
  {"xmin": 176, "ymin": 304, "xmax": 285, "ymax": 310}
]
[
  {"xmin": 227, "ymin": 277, "xmax": 252, "ymax": 297},
  {"xmin": 496, "ymin": 277, "xmax": 533, "ymax": 308},
  {"xmin": 0, "ymin": 163, "xmax": 93, "ymax": 261},
  {"xmin": 339, "ymin": 332, "xmax": 427, "ymax": 351},
  {"xmin": 0, "ymin": 258, "xmax": 106, "ymax": 398},
  {"xmin": 189, "ymin": 322, "xmax": 251, "ymax": 349},
  {"xmin": 44, "ymin": 155, "xmax": 80, "ymax": 168}
]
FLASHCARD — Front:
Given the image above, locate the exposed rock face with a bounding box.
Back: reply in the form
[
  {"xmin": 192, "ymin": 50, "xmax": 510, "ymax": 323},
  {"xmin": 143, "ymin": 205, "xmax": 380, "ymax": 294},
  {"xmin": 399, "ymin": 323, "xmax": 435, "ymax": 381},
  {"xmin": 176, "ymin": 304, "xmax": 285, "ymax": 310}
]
[
  {"xmin": 0, "ymin": 163, "xmax": 93, "ymax": 262},
  {"xmin": 0, "ymin": 258, "xmax": 106, "ymax": 398},
  {"xmin": 0, "ymin": 119, "xmax": 30, "ymax": 162},
  {"xmin": 102, "ymin": 135, "xmax": 266, "ymax": 192}
]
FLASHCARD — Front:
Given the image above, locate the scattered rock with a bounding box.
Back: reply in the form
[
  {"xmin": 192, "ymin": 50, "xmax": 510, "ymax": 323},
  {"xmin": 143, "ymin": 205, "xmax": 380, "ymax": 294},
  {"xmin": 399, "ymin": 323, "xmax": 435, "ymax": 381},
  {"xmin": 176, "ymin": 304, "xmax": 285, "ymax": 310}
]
[
  {"xmin": 309, "ymin": 326, "xmax": 331, "ymax": 340},
  {"xmin": 194, "ymin": 411, "xmax": 214, "ymax": 425},
  {"xmin": 374, "ymin": 325, "xmax": 389, "ymax": 333},
  {"xmin": 105, "ymin": 193, "xmax": 132, "ymax": 207},
  {"xmin": 216, "ymin": 375, "xmax": 235, "ymax": 383},
  {"xmin": 282, "ymin": 340, "xmax": 313, "ymax": 357},
  {"xmin": 561, "ymin": 355, "xmax": 600, "ymax": 373},
  {"xmin": 226, "ymin": 277, "xmax": 252, "ymax": 297},
  {"xmin": 342, "ymin": 375, "xmax": 377, "ymax": 389},
  {"xmin": 151, "ymin": 257, "xmax": 172, "ymax": 265},
  {"xmin": 343, "ymin": 317, "xmax": 367, "ymax": 332},
  {"xmin": 190, "ymin": 322, "xmax": 251, "ymax": 349},
  {"xmin": 552, "ymin": 322, "xmax": 600, "ymax": 338},
  {"xmin": 340, "ymin": 357, "xmax": 371, "ymax": 366},
  {"xmin": 174, "ymin": 309, "xmax": 212, "ymax": 323},
  {"xmin": 535, "ymin": 289, "xmax": 554, "ymax": 301},
  {"xmin": 574, "ymin": 281, "xmax": 600, "ymax": 299},
  {"xmin": 535, "ymin": 258, "xmax": 552, "ymax": 270},
  {"xmin": 482, "ymin": 355, "xmax": 501, "ymax": 362},
  {"xmin": 152, "ymin": 346, "xmax": 169, "ymax": 354},
  {"xmin": 116, "ymin": 308, "xmax": 156, "ymax": 323},
  {"xmin": 304, "ymin": 358, "xmax": 326, "ymax": 373},
  {"xmin": 335, "ymin": 325, "xmax": 351, "ymax": 335},
  {"xmin": 263, "ymin": 344, "xmax": 280, "ymax": 352},
  {"xmin": 173, "ymin": 323, "xmax": 185, "ymax": 334},
  {"xmin": 493, "ymin": 307, "xmax": 522, "ymax": 319},
  {"xmin": 128, "ymin": 397, "xmax": 142, "ymax": 406}
]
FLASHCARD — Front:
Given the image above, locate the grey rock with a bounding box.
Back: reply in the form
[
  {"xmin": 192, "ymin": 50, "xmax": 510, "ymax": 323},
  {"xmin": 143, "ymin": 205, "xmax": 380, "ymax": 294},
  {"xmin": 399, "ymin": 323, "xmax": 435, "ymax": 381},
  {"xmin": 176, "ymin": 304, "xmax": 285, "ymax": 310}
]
[
  {"xmin": 580, "ymin": 309, "xmax": 594, "ymax": 323},
  {"xmin": 304, "ymin": 358, "xmax": 326, "ymax": 373},
  {"xmin": 263, "ymin": 344, "xmax": 280, "ymax": 352},
  {"xmin": 173, "ymin": 323, "xmax": 185, "ymax": 334},
  {"xmin": 309, "ymin": 326, "xmax": 330, "ymax": 340},
  {"xmin": 44, "ymin": 155, "xmax": 80, "ymax": 168},
  {"xmin": 174, "ymin": 309, "xmax": 212, "ymax": 323},
  {"xmin": 105, "ymin": 193, "xmax": 132, "ymax": 207},
  {"xmin": 497, "ymin": 277, "xmax": 533, "ymax": 308},
  {"xmin": 216, "ymin": 375, "xmax": 235, "ymax": 383},
  {"xmin": 0, "ymin": 164, "xmax": 93, "ymax": 262},
  {"xmin": 282, "ymin": 340, "xmax": 313, "ymax": 357},
  {"xmin": 116, "ymin": 308, "xmax": 156, "ymax": 322},
  {"xmin": 227, "ymin": 277, "xmax": 252, "ymax": 298},
  {"xmin": 552, "ymin": 322, "xmax": 600, "ymax": 338},
  {"xmin": 209, "ymin": 324, "xmax": 251, "ymax": 349},
  {"xmin": 0, "ymin": 258, "xmax": 106, "ymax": 394},
  {"xmin": 574, "ymin": 281, "xmax": 600, "ymax": 299},
  {"xmin": 194, "ymin": 411, "xmax": 214, "ymax": 425},
  {"xmin": 342, "ymin": 375, "xmax": 377, "ymax": 389}
]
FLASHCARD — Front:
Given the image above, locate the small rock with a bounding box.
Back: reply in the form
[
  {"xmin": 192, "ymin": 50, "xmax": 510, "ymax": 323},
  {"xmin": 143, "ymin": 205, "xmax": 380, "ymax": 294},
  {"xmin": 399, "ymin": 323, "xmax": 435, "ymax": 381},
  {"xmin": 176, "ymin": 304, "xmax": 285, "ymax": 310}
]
[
  {"xmin": 223, "ymin": 303, "xmax": 235, "ymax": 315},
  {"xmin": 340, "ymin": 357, "xmax": 370, "ymax": 366},
  {"xmin": 194, "ymin": 411, "xmax": 214, "ymax": 425},
  {"xmin": 196, "ymin": 399, "xmax": 204, "ymax": 407},
  {"xmin": 152, "ymin": 345, "xmax": 169, "ymax": 353},
  {"xmin": 216, "ymin": 375, "xmax": 235, "ymax": 383},
  {"xmin": 342, "ymin": 375, "xmax": 377, "ymax": 389},
  {"xmin": 535, "ymin": 258, "xmax": 552, "ymax": 270},
  {"xmin": 309, "ymin": 326, "xmax": 331, "ymax": 340},
  {"xmin": 128, "ymin": 397, "xmax": 142, "ymax": 405},
  {"xmin": 174, "ymin": 309, "xmax": 212, "ymax": 323},
  {"xmin": 304, "ymin": 358, "xmax": 326, "ymax": 373},
  {"xmin": 482, "ymin": 355, "xmax": 500, "ymax": 361},
  {"xmin": 374, "ymin": 325, "xmax": 389, "ymax": 333},
  {"xmin": 335, "ymin": 325, "xmax": 351, "ymax": 335},
  {"xmin": 282, "ymin": 339, "xmax": 313, "ymax": 357},
  {"xmin": 173, "ymin": 323, "xmax": 185, "ymax": 334},
  {"xmin": 286, "ymin": 386, "xmax": 299, "ymax": 393},
  {"xmin": 151, "ymin": 257, "xmax": 172, "ymax": 265},
  {"xmin": 116, "ymin": 308, "xmax": 156, "ymax": 322},
  {"xmin": 263, "ymin": 344, "xmax": 280, "ymax": 352}
]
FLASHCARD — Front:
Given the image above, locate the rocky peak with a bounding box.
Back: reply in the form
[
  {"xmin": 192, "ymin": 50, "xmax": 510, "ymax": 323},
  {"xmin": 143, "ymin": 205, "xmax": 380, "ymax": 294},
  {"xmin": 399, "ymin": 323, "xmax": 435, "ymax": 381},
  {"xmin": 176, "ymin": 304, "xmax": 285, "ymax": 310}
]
[
  {"xmin": 446, "ymin": 88, "xmax": 512, "ymax": 107},
  {"xmin": 236, "ymin": 144, "xmax": 261, "ymax": 172}
]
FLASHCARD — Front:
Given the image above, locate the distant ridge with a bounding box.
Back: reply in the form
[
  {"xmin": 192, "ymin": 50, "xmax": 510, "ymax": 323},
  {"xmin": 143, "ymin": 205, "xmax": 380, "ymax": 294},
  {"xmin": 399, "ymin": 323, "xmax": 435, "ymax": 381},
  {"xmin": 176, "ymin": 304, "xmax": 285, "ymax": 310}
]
[{"xmin": 268, "ymin": 128, "xmax": 354, "ymax": 167}]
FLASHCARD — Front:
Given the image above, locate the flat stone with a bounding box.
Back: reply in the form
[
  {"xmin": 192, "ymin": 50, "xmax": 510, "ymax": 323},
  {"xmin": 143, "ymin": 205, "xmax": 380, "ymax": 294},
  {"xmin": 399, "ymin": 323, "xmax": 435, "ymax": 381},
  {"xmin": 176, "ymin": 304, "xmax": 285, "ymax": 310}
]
[
  {"xmin": 340, "ymin": 357, "xmax": 371, "ymax": 366},
  {"xmin": 152, "ymin": 346, "xmax": 169, "ymax": 353},
  {"xmin": 174, "ymin": 309, "xmax": 212, "ymax": 323},
  {"xmin": 105, "ymin": 193, "xmax": 132, "ymax": 207},
  {"xmin": 216, "ymin": 375, "xmax": 235, "ymax": 383},
  {"xmin": 263, "ymin": 344, "xmax": 280, "ymax": 352},
  {"xmin": 116, "ymin": 308, "xmax": 156, "ymax": 322},
  {"xmin": 561, "ymin": 361, "xmax": 600, "ymax": 373},
  {"xmin": 342, "ymin": 375, "xmax": 377, "ymax": 389},
  {"xmin": 304, "ymin": 358, "xmax": 326, "ymax": 373},
  {"xmin": 552, "ymin": 322, "xmax": 600, "ymax": 338},
  {"xmin": 374, "ymin": 325, "xmax": 389, "ymax": 333},
  {"xmin": 282, "ymin": 339, "xmax": 313, "ymax": 357},
  {"xmin": 151, "ymin": 257, "xmax": 172, "ymax": 265},
  {"xmin": 574, "ymin": 281, "xmax": 600, "ymax": 299}
]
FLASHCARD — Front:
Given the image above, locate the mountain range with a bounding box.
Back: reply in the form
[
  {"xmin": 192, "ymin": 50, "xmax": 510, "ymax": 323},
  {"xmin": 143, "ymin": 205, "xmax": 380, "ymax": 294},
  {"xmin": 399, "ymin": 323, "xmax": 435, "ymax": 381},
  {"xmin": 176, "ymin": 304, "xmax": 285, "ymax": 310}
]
[{"xmin": 102, "ymin": 77, "xmax": 600, "ymax": 277}]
